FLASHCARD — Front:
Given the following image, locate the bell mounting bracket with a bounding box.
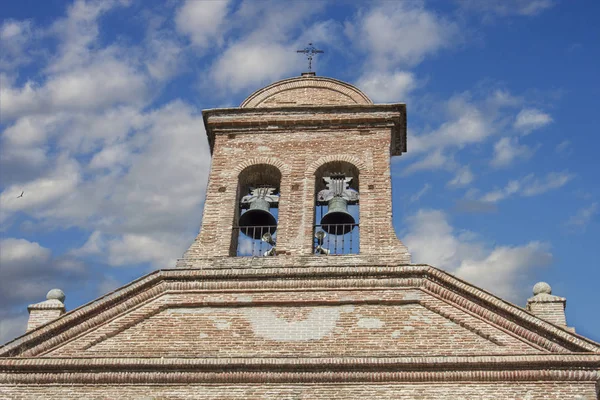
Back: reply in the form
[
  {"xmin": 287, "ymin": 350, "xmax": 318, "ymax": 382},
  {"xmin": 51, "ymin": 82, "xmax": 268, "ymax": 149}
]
[
  {"xmin": 241, "ymin": 187, "xmax": 280, "ymax": 209},
  {"xmin": 317, "ymin": 175, "xmax": 359, "ymax": 205}
]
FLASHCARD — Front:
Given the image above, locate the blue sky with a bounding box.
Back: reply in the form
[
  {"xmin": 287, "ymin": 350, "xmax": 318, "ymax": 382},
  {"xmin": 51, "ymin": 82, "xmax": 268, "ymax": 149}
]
[{"xmin": 1, "ymin": 0, "xmax": 598, "ymax": 343}]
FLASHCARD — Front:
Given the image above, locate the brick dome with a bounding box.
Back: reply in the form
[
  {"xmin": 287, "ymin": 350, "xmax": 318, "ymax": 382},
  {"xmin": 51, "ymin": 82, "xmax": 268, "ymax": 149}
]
[{"xmin": 240, "ymin": 74, "xmax": 373, "ymax": 108}]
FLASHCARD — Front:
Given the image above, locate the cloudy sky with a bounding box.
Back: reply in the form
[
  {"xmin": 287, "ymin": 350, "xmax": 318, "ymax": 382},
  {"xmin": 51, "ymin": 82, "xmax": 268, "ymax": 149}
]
[{"xmin": 1, "ymin": 0, "xmax": 599, "ymax": 344}]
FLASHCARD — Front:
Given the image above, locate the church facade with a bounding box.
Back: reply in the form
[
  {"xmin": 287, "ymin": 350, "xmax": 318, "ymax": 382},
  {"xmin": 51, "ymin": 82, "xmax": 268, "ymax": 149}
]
[{"xmin": 1, "ymin": 74, "xmax": 599, "ymax": 399}]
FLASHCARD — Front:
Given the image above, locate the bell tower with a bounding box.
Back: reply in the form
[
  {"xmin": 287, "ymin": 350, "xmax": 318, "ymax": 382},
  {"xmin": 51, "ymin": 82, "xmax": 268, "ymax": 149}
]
[{"xmin": 180, "ymin": 74, "xmax": 410, "ymax": 268}]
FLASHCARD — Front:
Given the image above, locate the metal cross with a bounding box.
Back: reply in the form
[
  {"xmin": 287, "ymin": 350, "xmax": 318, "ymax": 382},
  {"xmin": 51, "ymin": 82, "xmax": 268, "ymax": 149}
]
[{"xmin": 296, "ymin": 43, "xmax": 324, "ymax": 72}]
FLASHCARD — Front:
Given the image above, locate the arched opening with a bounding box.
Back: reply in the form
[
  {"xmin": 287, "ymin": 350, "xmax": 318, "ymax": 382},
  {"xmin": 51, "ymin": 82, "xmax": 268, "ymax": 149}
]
[
  {"xmin": 232, "ymin": 164, "xmax": 281, "ymax": 257},
  {"xmin": 313, "ymin": 161, "xmax": 360, "ymax": 255}
]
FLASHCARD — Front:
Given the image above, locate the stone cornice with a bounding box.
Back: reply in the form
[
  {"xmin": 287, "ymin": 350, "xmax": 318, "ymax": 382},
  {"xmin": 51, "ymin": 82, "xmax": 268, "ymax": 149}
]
[
  {"xmin": 202, "ymin": 104, "xmax": 407, "ymax": 156},
  {"xmin": 1, "ymin": 355, "xmax": 599, "ymax": 384},
  {"xmin": 1, "ymin": 265, "xmax": 599, "ymax": 358}
]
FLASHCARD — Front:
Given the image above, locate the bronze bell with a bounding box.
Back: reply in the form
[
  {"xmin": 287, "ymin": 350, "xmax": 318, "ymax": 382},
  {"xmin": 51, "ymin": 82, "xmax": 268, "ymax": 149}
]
[
  {"xmin": 239, "ymin": 187, "xmax": 279, "ymax": 239},
  {"xmin": 320, "ymin": 197, "xmax": 355, "ymax": 235},
  {"xmin": 317, "ymin": 175, "xmax": 359, "ymax": 235}
]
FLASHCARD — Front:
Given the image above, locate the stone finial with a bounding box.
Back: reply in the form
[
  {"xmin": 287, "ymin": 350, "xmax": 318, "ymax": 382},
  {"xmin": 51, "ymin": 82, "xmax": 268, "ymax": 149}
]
[
  {"xmin": 46, "ymin": 288, "xmax": 66, "ymax": 302},
  {"xmin": 527, "ymin": 282, "xmax": 572, "ymax": 331},
  {"xmin": 26, "ymin": 289, "xmax": 66, "ymax": 332},
  {"xmin": 532, "ymin": 281, "xmax": 552, "ymax": 295}
]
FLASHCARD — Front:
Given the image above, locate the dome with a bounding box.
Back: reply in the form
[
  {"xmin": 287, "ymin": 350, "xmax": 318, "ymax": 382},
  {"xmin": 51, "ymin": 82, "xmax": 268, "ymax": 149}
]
[{"xmin": 240, "ymin": 74, "xmax": 373, "ymax": 108}]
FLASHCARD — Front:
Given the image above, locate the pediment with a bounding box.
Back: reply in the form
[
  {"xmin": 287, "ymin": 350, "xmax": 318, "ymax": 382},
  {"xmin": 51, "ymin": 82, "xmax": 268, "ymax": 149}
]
[{"xmin": 2, "ymin": 265, "xmax": 599, "ymax": 358}]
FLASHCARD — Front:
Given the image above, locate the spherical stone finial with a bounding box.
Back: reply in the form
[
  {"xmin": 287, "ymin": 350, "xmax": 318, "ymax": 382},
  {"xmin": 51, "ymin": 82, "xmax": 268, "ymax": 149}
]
[
  {"xmin": 532, "ymin": 281, "xmax": 552, "ymax": 296},
  {"xmin": 46, "ymin": 288, "xmax": 65, "ymax": 303}
]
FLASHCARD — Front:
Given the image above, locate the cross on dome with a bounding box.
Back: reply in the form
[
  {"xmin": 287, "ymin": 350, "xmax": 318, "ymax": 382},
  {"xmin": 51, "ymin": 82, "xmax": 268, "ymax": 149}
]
[{"xmin": 296, "ymin": 43, "xmax": 324, "ymax": 72}]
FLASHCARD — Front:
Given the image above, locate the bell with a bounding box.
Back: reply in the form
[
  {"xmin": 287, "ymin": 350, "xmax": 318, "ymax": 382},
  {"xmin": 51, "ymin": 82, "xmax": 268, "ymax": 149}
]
[
  {"xmin": 239, "ymin": 197, "xmax": 277, "ymax": 239},
  {"xmin": 320, "ymin": 196, "xmax": 356, "ymax": 235}
]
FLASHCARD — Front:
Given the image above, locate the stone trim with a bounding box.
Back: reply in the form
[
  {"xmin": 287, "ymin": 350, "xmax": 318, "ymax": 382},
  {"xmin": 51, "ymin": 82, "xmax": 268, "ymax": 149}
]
[
  {"xmin": 240, "ymin": 76, "xmax": 373, "ymax": 108},
  {"xmin": 2, "ymin": 266, "xmax": 599, "ymax": 358}
]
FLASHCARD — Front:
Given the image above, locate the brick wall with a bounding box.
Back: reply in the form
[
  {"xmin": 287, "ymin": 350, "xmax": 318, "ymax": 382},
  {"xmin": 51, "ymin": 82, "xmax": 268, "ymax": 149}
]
[
  {"xmin": 1, "ymin": 382, "xmax": 596, "ymax": 399},
  {"xmin": 47, "ymin": 288, "xmax": 540, "ymax": 357}
]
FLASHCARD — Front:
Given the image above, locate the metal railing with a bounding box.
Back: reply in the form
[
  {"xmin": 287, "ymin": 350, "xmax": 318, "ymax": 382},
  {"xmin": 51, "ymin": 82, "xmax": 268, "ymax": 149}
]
[
  {"xmin": 313, "ymin": 223, "xmax": 359, "ymax": 255},
  {"xmin": 233, "ymin": 225, "xmax": 277, "ymax": 257}
]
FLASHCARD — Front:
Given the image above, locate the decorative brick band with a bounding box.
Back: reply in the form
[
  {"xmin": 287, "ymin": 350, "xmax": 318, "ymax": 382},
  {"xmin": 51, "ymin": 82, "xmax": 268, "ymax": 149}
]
[
  {"xmin": 306, "ymin": 154, "xmax": 368, "ymax": 176},
  {"xmin": 2, "ymin": 354, "xmax": 599, "ymax": 384},
  {"xmin": 4, "ymin": 354, "xmax": 600, "ymax": 369},
  {"xmin": 233, "ymin": 157, "xmax": 292, "ymax": 176}
]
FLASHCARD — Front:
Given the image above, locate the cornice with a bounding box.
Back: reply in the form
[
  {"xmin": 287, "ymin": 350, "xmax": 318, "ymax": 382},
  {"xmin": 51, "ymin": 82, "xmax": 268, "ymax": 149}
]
[
  {"xmin": 1, "ymin": 355, "xmax": 599, "ymax": 384},
  {"xmin": 202, "ymin": 104, "xmax": 407, "ymax": 156}
]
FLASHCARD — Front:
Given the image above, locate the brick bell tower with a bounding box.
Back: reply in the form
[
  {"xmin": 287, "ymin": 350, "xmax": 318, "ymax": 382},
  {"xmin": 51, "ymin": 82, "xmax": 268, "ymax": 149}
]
[{"xmin": 180, "ymin": 73, "xmax": 410, "ymax": 268}]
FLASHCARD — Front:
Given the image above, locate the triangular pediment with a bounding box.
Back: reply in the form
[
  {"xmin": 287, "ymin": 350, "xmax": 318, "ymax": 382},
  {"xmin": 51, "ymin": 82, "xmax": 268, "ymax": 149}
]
[{"xmin": 1, "ymin": 265, "xmax": 599, "ymax": 358}]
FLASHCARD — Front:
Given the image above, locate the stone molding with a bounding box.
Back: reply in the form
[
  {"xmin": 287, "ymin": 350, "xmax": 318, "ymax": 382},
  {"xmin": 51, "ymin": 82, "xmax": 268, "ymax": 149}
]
[
  {"xmin": 2, "ymin": 265, "xmax": 599, "ymax": 358},
  {"xmin": 1, "ymin": 355, "xmax": 599, "ymax": 384}
]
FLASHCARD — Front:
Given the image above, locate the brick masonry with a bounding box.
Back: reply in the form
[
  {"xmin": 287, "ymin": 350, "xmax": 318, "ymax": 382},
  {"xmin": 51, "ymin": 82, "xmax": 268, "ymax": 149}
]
[
  {"xmin": 1, "ymin": 383, "xmax": 598, "ymax": 400},
  {"xmin": 1, "ymin": 75, "xmax": 599, "ymax": 399}
]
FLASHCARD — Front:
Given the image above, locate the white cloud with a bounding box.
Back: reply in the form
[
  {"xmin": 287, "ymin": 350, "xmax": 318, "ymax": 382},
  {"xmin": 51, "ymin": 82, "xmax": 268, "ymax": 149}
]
[
  {"xmin": 0, "ymin": 19, "xmax": 35, "ymax": 70},
  {"xmin": 2, "ymin": 113, "xmax": 59, "ymax": 147},
  {"xmin": 480, "ymin": 171, "xmax": 574, "ymax": 202},
  {"xmin": 47, "ymin": 0, "xmax": 129, "ymax": 73},
  {"xmin": 0, "ymin": 238, "xmax": 86, "ymax": 343},
  {"xmin": 458, "ymin": 0, "xmax": 556, "ymax": 17},
  {"xmin": 555, "ymin": 140, "xmax": 572, "ymax": 156},
  {"xmin": 144, "ymin": 31, "xmax": 186, "ymax": 81},
  {"xmin": 404, "ymin": 209, "xmax": 552, "ymax": 301},
  {"xmin": 70, "ymin": 230, "xmax": 105, "ymax": 257},
  {"xmin": 2, "ymin": 101, "xmax": 210, "ymax": 268},
  {"xmin": 402, "ymin": 94, "xmax": 497, "ymax": 175},
  {"xmin": 107, "ymin": 234, "xmax": 185, "ymax": 268},
  {"xmin": 448, "ymin": 166, "xmax": 475, "ymax": 187},
  {"xmin": 514, "ymin": 108, "xmax": 553, "ymax": 134},
  {"xmin": 480, "ymin": 179, "xmax": 521, "ymax": 203},
  {"xmin": 1, "ymin": 58, "xmax": 149, "ymax": 120},
  {"xmin": 0, "ymin": 238, "xmax": 84, "ymax": 304},
  {"xmin": 0, "ymin": 238, "xmax": 51, "ymax": 275},
  {"xmin": 490, "ymin": 137, "xmax": 534, "ymax": 168},
  {"xmin": 565, "ymin": 202, "xmax": 598, "ymax": 232},
  {"xmin": 402, "ymin": 149, "xmax": 451, "ymax": 174},
  {"xmin": 206, "ymin": 1, "xmax": 328, "ymax": 95},
  {"xmin": 209, "ymin": 41, "xmax": 297, "ymax": 95},
  {"xmin": 89, "ymin": 143, "xmax": 130, "ymax": 170},
  {"xmin": 410, "ymin": 183, "xmax": 432, "ymax": 203},
  {"xmin": 0, "ymin": 156, "xmax": 81, "ymax": 222},
  {"xmin": 175, "ymin": 0, "xmax": 230, "ymax": 49},
  {"xmin": 346, "ymin": 2, "xmax": 460, "ymax": 69},
  {"xmin": 455, "ymin": 241, "xmax": 552, "ymax": 300},
  {"xmin": 522, "ymin": 171, "xmax": 574, "ymax": 196},
  {"xmin": 356, "ymin": 70, "xmax": 417, "ymax": 103},
  {"xmin": 410, "ymin": 95, "xmax": 492, "ymax": 155}
]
